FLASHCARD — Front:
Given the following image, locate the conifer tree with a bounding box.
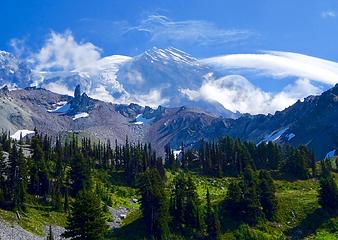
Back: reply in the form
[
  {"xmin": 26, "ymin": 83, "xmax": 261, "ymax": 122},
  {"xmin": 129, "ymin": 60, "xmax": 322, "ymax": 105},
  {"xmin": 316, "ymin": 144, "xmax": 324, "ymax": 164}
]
[
  {"xmin": 0, "ymin": 147, "xmax": 7, "ymax": 202},
  {"xmin": 242, "ymin": 167, "xmax": 264, "ymax": 225},
  {"xmin": 184, "ymin": 176, "xmax": 202, "ymax": 236},
  {"xmin": 224, "ymin": 167, "xmax": 263, "ymax": 225},
  {"xmin": 205, "ymin": 189, "xmax": 220, "ymax": 240},
  {"xmin": 29, "ymin": 133, "xmax": 49, "ymax": 198},
  {"xmin": 139, "ymin": 168, "xmax": 170, "ymax": 239},
  {"xmin": 47, "ymin": 225, "xmax": 54, "ymax": 240},
  {"xmin": 259, "ymin": 170, "xmax": 277, "ymax": 220},
  {"xmin": 70, "ymin": 152, "xmax": 91, "ymax": 196},
  {"xmin": 224, "ymin": 181, "xmax": 242, "ymax": 219},
  {"xmin": 8, "ymin": 143, "xmax": 18, "ymax": 200},
  {"xmin": 170, "ymin": 173, "xmax": 185, "ymax": 233},
  {"xmin": 170, "ymin": 174, "xmax": 202, "ymax": 237},
  {"xmin": 318, "ymin": 161, "xmax": 338, "ymax": 212},
  {"xmin": 64, "ymin": 189, "xmax": 69, "ymax": 213},
  {"xmin": 62, "ymin": 190, "xmax": 108, "ymax": 240},
  {"xmin": 14, "ymin": 146, "xmax": 28, "ymax": 209}
]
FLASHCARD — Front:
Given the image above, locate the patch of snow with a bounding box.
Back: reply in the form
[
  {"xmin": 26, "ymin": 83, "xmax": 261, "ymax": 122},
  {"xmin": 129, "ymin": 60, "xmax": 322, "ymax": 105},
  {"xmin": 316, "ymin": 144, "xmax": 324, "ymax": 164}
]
[
  {"xmin": 257, "ymin": 127, "xmax": 289, "ymax": 145},
  {"xmin": 286, "ymin": 133, "xmax": 296, "ymax": 141},
  {"xmin": 325, "ymin": 149, "xmax": 336, "ymax": 159},
  {"xmin": 72, "ymin": 112, "xmax": 89, "ymax": 120},
  {"xmin": 10, "ymin": 130, "xmax": 35, "ymax": 140},
  {"xmin": 173, "ymin": 150, "xmax": 182, "ymax": 159},
  {"xmin": 132, "ymin": 114, "xmax": 154, "ymax": 125},
  {"xmin": 48, "ymin": 102, "xmax": 71, "ymax": 113}
]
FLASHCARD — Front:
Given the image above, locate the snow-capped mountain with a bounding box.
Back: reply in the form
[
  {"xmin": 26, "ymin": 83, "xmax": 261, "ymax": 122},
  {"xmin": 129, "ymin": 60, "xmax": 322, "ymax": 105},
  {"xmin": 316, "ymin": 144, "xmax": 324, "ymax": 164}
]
[
  {"xmin": 0, "ymin": 51, "xmax": 32, "ymax": 88},
  {"xmin": 28, "ymin": 47, "xmax": 239, "ymax": 118},
  {"xmin": 35, "ymin": 54, "xmax": 132, "ymax": 102}
]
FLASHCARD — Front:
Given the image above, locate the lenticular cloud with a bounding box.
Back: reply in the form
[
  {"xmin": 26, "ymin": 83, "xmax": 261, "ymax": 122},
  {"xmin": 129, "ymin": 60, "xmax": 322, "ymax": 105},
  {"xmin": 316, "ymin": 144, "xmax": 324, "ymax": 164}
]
[{"xmin": 201, "ymin": 51, "xmax": 338, "ymax": 85}]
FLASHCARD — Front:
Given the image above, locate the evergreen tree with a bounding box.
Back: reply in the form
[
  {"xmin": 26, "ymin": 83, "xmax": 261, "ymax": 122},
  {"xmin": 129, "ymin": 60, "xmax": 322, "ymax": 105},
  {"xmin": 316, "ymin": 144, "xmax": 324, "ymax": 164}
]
[
  {"xmin": 64, "ymin": 189, "xmax": 70, "ymax": 213},
  {"xmin": 138, "ymin": 168, "xmax": 170, "ymax": 240},
  {"xmin": 0, "ymin": 147, "xmax": 7, "ymax": 203},
  {"xmin": 242, "ymin": 167, "xmax": 264, "ymax": 225},
  {"xmin": 165, "ymin": 145, "xmax": 176, "ymax": 170},
  {"xmin": 318, "ymin": 161, "xmax": 338, "ymax": 212},
  {"xmin": 7, "ymin": 143, "xmax": 18, "ymax": 204},
  {"xmin": 170, "ymin": 173, "xmax": 202, "ymax": 236},
  {"xmin": 281, "ymin": 146, "xmax": 309, "ymax": 180},
  {"xmin": 62, "ymin": 190, "xmax": 108, "ymax": 240},
  {"xmin": 14, "ymin": 146, "xmax": 28, "ymax": 209},
  {"xmin": 29, "ymin": 133, "xmax": 49, "ymax": 198},
  {"xmin": 70, "ymin": 152, "xmax": 91, "ymax": 196},
  {"xmin": 205, "ymin": 189, "xmax": 220, "ymax": 240},
  {"xmin": 184, "ymin": 176, "xmax": 202, "ymax": 237},
  {"xmin": 224, "ymin": 167, "xmax": 263, "ymax": 225},
  {"xmin": 259, "ymin": 170, "xmax": 277, "ymax": 220},
  {"xmin": 224, "ymin": 181, "xmax": 242, "ymax": 219},
  {"xmin": 170, "ymin": 173, "xmax": 185, "ymax": 233},
  {"xmin": 47, "ymin": 225, "xmax": 54, "ymax": 240}
]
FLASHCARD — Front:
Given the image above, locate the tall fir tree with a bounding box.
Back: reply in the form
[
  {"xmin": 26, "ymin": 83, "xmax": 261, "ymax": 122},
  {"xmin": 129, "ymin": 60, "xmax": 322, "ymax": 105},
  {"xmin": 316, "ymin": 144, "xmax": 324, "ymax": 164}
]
[
  {"xmin": 62, "ymin": 190, "xmax": 108, "ymax": 240},
  {"xmin": 47, "ymin": 225, "xmax": 54, "ymax": 240},
  {"xmin": 259, "ymin": 170, "xmax": 277, "ymax": 220},
  {"xmin": 70, "ymin": 152, "xmax": 91, "ymax": 196},
  {"xmin": 318, "ymin": 160, "xmax": 338, "ymax": 212},
  {"xmin": 242, "ymin": 167, "xmax": 264, "ymax": 225},
  {"xmin": 0, "ymin": 147, "xmax": 7, "ymax": 203},
  {"xmin": 205, "ymin": 189, "xmax": 220, "ymax": 240},
  {"xmin": 138, "ymin": 168, "xmax": 170, "ymax": 240},
  {"xmin": 14, "ymin": 146, "xmax": 28, "ymax": 210},
  {"xmin": 184, "ymin": 176, "xmax": 202, "ymax": 237}
]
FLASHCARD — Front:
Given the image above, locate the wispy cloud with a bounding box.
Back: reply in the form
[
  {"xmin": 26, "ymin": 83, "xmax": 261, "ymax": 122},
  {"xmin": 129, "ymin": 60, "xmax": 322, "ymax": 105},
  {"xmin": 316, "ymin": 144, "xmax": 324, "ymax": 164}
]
[
  {"xmin": 201, "ymin": 51, "xmax": 338, "ymax": 85},
  {"xmin": 124, "ymin": 14, "xmax": 254, "ymax": 46},
  {"xmin": 321, "ymin": 10, "xmax": 336, "ymax": 18}
]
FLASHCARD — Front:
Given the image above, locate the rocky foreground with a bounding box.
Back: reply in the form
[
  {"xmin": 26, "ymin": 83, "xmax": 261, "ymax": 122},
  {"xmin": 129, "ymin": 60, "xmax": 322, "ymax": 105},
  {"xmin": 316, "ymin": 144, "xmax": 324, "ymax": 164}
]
[
  {"xmin": 0, "ymin": 206, "xmax": 129, "ymax": 240},
  {"xmin": 0, "ymin": 219, "xmax": 65, "ymax": 240}
]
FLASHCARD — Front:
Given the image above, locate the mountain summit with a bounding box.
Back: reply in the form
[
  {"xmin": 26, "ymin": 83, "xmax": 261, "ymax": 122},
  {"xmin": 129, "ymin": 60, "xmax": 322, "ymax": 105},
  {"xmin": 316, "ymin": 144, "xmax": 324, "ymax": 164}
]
[{"xmin": 0, "ymin": 48, "xmax": 238, "ymax": 118}]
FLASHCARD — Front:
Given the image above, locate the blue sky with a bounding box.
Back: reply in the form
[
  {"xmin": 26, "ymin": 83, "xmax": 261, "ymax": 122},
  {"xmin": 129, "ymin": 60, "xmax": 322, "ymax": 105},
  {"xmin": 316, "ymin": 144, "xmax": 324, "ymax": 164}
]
[
  {"xmin": 2, "ymin": 0, "xmax": 338, "ymax": 114},
  {"xmin": 1, "ymin": 0, "xmax": 338, "ymax": 59}
]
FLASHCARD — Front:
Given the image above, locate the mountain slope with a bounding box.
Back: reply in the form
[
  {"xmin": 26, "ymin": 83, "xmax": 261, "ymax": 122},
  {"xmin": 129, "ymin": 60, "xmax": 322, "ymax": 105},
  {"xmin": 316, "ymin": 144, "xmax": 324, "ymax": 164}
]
[
  {"xmin": 0, "ymin": 86, "xmax": 224, "ymax": 154},
  {"xmin": 222, "ymin": 84, "xmax": 338, "ymax": 158},
  {"xmin": 2, "ymin": 84, "xmax": 338, "ymax": 159}
]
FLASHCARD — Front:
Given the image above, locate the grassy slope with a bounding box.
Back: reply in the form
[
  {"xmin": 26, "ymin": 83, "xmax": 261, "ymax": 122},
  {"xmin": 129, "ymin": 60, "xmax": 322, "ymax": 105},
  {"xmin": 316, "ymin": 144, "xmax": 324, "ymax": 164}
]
[
  {"xmin": 110, "ymin": 171, "xmax": 338, "ymax": 240},
  {"xmin": 0, "ymin": 170, "xmax": 337, "ymax": 239},
  {"xmin": 0, "ymin": 203, "xmax": 67, "ymax": 236}
]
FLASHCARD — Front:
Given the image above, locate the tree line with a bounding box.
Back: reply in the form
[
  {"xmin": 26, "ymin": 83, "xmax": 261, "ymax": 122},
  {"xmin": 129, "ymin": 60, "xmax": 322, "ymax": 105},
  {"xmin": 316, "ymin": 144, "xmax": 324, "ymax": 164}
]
[
  {"xmin": 166, "ymin": 137, "xmax": 317, "ymax": 180},
  {"xmin": 0, "ymin": 130, "xmax": 337, "ymax": 239}
]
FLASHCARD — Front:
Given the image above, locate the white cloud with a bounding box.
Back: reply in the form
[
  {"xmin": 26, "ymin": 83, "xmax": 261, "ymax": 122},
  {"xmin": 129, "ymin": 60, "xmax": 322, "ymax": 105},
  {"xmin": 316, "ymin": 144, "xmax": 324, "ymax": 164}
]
[
  {"xmin": 44, "ymin": 82, "xmax": 74, "ymax": 96},
  {"xmin": 33, "ymin": 31, "xmax": 102, "ymax": 71},
  {"xmin": 88, "ymin": 87, "xmax": 168, "ymax": 108},
  {"xmin": 201, "ymin": 51, "xmax": 338, "ymax": 85},
  {"xmin": 180, "ymin": 75, "xmax": 321, "ymax": 114},
  {"xmin": 10, "ymin": 38, "xmax": 28, "ymax": 58},
  {"xmin": 322, "ymin": 10, "xmax": 336, "ymax": 18},
  {"xmin": 131, "ymin": 89, "xmax": 168, "ymax": 108},
  {"xmin": 125, "ymin": 69, "xmax": 144, "ymax": 84},
  {"xmin": 88, "ymin": 85, "xmax": 116, "ymax": 102},
  {"xmin": 127, "ymin": 14, "xmax": 253, "ymax": 46}
]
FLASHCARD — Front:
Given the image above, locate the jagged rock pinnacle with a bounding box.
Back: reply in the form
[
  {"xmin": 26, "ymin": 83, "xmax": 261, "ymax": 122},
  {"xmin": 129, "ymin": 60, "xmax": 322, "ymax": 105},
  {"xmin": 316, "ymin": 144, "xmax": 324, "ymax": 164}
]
[{"xmin": 74, "ymin": 84, "xmax": 81, "ymax": 99}]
